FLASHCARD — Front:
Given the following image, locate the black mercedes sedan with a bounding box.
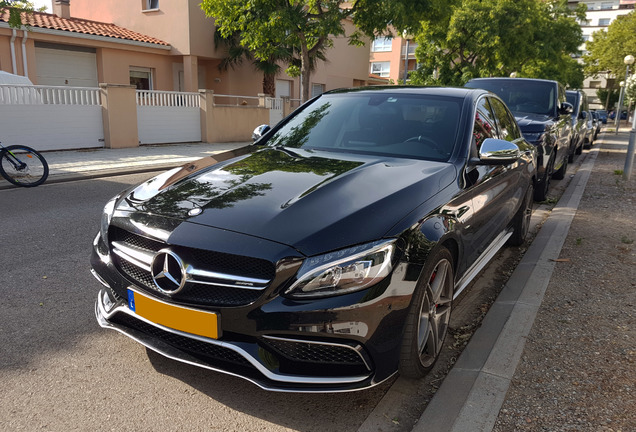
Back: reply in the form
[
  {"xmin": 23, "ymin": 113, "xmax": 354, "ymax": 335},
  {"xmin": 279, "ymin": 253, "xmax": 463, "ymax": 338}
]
[{"xmin": 91, "ymin": 87, "xmax": 536, "ymax": 392}]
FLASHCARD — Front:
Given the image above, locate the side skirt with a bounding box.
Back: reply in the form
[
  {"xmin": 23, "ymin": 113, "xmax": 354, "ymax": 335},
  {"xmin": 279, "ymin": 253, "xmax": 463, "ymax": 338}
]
[{"xmin": 453, "ymin": 230, "xmax": 512, "ymax": 300}]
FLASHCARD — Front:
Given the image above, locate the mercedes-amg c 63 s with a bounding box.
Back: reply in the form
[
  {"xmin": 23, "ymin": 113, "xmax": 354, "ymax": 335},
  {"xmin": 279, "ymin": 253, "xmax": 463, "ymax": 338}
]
[{"xmin": 91, "ymin": 87, "xmax": 536, "ymax": 392}]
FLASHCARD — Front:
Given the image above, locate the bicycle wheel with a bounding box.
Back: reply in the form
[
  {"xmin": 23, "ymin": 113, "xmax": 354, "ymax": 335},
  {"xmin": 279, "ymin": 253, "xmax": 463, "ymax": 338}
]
[{"xmin": 0, "ymin": 145, "xmax": 49, "ymax": 187}]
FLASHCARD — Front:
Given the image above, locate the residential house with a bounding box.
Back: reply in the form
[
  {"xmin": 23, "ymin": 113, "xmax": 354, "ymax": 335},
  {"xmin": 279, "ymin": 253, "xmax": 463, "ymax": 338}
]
[{"xmin": 0, "ymin": 0, "xmax": 372, "ymax": 100}]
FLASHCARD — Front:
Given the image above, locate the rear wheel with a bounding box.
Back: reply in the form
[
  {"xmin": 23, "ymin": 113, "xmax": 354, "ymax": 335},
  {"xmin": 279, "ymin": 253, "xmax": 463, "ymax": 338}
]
[
  {"xmin": 0, "ymin": 145, "xmax": 49, "ymax": 187},
  {"xmin": 399, "ymin": 248, "xmax": 454, "ymax": 378},
  {"xmin": 508, "ymin": 184, "xmax": 533, "ymax": 246}
]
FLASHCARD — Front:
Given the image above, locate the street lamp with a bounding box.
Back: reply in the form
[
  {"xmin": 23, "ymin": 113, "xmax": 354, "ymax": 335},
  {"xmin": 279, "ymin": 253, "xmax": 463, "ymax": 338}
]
[
  {"xmin": 510, "ymin": 72, "xmax": 517, "ymax": 78},
  {"xmin": 615, "ymin": 54, "xmax": 635, "ymax": 134}
]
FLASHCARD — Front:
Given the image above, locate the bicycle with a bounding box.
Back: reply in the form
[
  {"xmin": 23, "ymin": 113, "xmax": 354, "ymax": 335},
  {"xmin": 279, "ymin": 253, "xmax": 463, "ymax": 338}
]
[{"xmin": 0, "ymin": 142, "xmax": 49, "ymax": 187}]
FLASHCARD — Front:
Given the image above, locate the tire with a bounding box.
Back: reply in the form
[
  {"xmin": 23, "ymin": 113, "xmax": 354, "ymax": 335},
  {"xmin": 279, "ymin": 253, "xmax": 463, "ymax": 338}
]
[
  {"xmin": 508, "ymin": 184, "xmax": 533, "ymax": 246},
  {"xmin": 399, "ymin": 247, "xmax": 454, "ymax": 378},
  {"xmin": 552, "ymin": 155, "xmax": 568, "ymax": 180},
  {"xmin": 575, "ymin": 141, "xmax": 583, "ymax": 155},
  {"xmin": 533, "ymin": 157, "xmax": 552, "ymax": 202},
  {"xmin": 0, "ymin": 145, "xmax": 49, "ymax": 187}
]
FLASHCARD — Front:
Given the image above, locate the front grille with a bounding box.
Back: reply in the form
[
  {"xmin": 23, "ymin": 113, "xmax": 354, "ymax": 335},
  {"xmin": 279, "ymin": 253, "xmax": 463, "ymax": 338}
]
[
  {"xmin": 111, "ymin": 313, "xmax": 252, "ymax": 367},
  {"xmin": 109, "ymin": 226, "xmax": 275, "ymax": 307}
]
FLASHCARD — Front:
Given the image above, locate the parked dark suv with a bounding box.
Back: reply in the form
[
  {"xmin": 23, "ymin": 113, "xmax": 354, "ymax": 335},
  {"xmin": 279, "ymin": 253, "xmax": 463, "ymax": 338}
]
[
  {"xmin": 566, "ymin": 90, "xmax": 590, "ymax": 161},
  {"xmin": 466, "ymin": 78, "xmax": 573, "ymax": 201}
]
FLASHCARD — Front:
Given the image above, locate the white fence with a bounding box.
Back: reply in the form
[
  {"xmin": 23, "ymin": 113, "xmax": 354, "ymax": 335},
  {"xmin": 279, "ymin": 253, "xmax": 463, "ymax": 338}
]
[
  {"xmin": 0, "ymin": 84, "xmax": 101, "ymax": 105},
  {"xmin": 266, "ymin": 97, "xmax": 284, "ymax": 126},
  {"xmin": 136, "ymin": 90, "xmax": 202, "ymax": 144},
  {"xmin": 0, "ymin": 84, "xmax": 104, "ymax": 151}
]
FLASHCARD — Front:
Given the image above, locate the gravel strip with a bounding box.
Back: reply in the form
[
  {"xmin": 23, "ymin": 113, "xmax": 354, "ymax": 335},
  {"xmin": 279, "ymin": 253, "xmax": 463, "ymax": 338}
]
[{"xmin": 493, "ymin": 133, "xmax": 636, "ymax": 431}]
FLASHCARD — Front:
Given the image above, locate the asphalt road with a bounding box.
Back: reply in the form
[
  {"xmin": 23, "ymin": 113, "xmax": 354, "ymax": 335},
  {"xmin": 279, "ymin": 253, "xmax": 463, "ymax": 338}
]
[{"xmin": 0, "ymin": 173, "xmax": 391, "ymax": 432}]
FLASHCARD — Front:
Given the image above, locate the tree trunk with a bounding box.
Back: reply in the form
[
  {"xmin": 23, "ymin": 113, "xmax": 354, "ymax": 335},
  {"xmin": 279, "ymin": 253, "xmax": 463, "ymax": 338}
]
[
  {"xmin": 263, "ymin": 73, "xmax": 275, "ymax": 97},
  {"xmin": 301, "ymin": 43, "xmax": 311, "ymax": 103}
]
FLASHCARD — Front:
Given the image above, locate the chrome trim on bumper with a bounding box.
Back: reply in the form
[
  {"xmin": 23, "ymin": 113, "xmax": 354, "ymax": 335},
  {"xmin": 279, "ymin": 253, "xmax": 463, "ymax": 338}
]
[{"xmin": 95, "ymin": 289, "xmax": 371, "ymax": 391}]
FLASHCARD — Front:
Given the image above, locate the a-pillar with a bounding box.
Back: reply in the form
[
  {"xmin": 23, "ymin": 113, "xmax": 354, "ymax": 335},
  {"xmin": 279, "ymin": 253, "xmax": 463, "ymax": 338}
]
[{"xmin": 100, "ymin": 83, "xmax": 139, "ymax": 148}]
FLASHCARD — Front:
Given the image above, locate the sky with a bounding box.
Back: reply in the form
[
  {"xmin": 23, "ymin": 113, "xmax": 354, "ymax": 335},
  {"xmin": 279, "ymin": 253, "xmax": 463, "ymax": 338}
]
[{"xmin": 31, "ymin": 0, "xmax": 52, "ymax": 12}]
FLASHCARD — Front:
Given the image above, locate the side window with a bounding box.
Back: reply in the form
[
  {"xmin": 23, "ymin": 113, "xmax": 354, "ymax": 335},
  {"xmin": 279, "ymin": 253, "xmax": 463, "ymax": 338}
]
[
  {"xmin": 473, "ymin": 97, "xmax": 497, "ymax": 152},
  {"xmin": 489, "ymin": 98, "xmax": 521, "ymax": 142}
]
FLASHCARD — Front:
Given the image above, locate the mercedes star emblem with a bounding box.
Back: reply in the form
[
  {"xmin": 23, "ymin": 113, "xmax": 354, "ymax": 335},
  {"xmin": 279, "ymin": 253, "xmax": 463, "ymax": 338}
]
[{"xmin": 150, "ymin": 249, "xmax": 187, "ymax": 294}]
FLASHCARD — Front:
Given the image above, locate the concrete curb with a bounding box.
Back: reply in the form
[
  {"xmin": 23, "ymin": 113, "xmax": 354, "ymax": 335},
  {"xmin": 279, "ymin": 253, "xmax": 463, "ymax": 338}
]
[{"xmin": 412, "ymin": 145, "xmax": 600, "ymax": 431}]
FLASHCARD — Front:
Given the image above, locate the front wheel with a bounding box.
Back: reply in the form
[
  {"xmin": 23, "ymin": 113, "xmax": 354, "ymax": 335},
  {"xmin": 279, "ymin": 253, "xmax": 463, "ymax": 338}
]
[
  {"xmin": 552, "ymin": 156, "xmax": 568, "ymax": 180},
  {"xmin": 399, "ymin": 248, "xmax": 454, "ymax": 378},
  {"xmin": 0, "ymin": 145, "xmax": 49, "ymax": 187},
  {"xmin": 534, "ymin": 157, "xmax": 553, "ymax": 202},
  {"xmin": 508, "ymin": 184, "xmax": 533, "ymax": 246}
]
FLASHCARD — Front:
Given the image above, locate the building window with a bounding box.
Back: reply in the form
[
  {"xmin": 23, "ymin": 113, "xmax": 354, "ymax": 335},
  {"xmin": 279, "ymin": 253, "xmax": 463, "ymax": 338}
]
[
  {"xmin": 311, "ymin": 83, "xmax": 325, "ymax": 98},
  {"xmin": 600, "ymin": 2, "xmax": 614, "ymax": 10},
  {"xmin": 370, "ymin": 62, "xmax": 390, "ymax": 78},
  {"xmin": 372, "ymin": 37, "xmax": 392, "ymax": 52},
  {"xmin": 130, "ymin": 67, "xmax": 153, "ymax": 90},
  {"xmin": 599, "ymin": 18, "xmax": 611, "ymax": 26},
  {"xmin": 143, "ymin": 0, "xmax": 159, "ymax": 10},
  {"xmin": 590, "ymin": 81, "xmax": 602, "ymax": 89}
]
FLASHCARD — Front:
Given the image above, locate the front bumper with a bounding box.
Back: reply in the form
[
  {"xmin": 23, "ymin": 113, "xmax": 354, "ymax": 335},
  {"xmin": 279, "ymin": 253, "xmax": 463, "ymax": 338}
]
[{"xmin": 91, "ymin": 231, "xmax": 417, "ymax": 392}]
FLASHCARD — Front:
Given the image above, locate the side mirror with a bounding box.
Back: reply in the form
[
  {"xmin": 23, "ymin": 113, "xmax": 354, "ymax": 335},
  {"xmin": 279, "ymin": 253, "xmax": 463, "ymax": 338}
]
[
  {"xmin": 559, "ymin": 102, "xmax": 573, "ymax": 115},
  {"xmin": 478, "ymin": 138, "xmax": 521, "ymax": 165},
  {"xmin": 580, "ymin": 111, "xmax": 587, "ymax": 120},
  {"xmin": 252, "ymin": 124, "xmax": 271, "ymax": 143}
]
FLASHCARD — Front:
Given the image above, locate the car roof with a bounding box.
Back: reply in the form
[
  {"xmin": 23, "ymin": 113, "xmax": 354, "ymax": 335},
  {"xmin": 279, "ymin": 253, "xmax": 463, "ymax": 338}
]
[
  {"xmin": 325, "ymin": 86, "xmax": 485, "ymax": 100},
  {"xmin": 467, "ymin": 77, "xmax": 559, "ymax": 85}
]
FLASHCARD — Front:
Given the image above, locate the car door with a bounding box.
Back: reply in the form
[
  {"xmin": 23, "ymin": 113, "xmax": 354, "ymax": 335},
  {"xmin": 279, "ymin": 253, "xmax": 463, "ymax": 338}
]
[{"xmin": 463, "ymin": 97, "xmax": 522, "ymax": 263}]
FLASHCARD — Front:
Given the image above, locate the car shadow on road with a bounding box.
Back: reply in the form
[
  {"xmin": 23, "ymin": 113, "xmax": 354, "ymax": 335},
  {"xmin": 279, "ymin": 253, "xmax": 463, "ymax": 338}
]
[{"xmin": 145, "ymin": 348, "xmax": 394, "ymax": 432}]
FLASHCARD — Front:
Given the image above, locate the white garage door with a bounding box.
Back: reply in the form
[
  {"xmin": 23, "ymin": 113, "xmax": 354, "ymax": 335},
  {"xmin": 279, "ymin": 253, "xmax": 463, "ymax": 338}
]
[{"xmin": 35, "ymin": 43, "xmax": 98, "ymax": 87}]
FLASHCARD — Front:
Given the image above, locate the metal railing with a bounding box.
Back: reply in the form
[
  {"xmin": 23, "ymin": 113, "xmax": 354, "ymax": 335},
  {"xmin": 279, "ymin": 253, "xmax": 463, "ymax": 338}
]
[
  {"xmin": 136, "ymin": 90, "xmax": 199, "ymax": 107},
  {"xmin": 212, "ymin": 94, "xmax": 260, "ymax": 107},
  {"xmin": 0, "ymin": 84, "xmax": 101, "ymax": 105}
]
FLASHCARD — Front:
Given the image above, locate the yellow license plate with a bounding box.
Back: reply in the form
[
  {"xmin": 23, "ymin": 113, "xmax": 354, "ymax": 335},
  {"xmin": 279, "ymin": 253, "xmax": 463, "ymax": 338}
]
[{"xmin": 127, "ymin": 288, "xmax": 219, "ymax": 339}]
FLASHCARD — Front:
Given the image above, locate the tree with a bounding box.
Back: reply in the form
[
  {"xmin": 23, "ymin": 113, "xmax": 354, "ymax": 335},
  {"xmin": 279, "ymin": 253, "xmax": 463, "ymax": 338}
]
[
  {"xmin": 410, "ymin": 0, "xmax": 585, "ymax": 87},
  {"xmin": 214, "ymin": 30, "xmax": 292, "ymax": 96},
  {"xmin": 201, "ymin": 0, "xmax": 442, "ymax": 102},
  {"xmin": 597, "ymin": 87, "xmax": 620, "ymax": 110},
  {"xmin": 1, "ymin": 1, "xmax": 44, "ymax": 28},
  {"xmin": 584, "ymin": 12, "xmax": 636, "ymax": 80}
]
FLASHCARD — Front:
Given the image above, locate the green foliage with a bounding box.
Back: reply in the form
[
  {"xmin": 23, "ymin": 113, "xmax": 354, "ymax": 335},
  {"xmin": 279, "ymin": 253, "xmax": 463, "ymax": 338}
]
[
  {"xmin": 597, "ymin": 87, "xmax": 620, "ymax": 110},
  {"xmin": 410, "ymin": 0, "xmax": 584, "ymax": 87},
  {"xmin": 584, "ymin": 11, "xmax": 636, "ymax": 79},
  {"xmin": 201, "ymin": 0, "xmax": 353, "ymax": 101},
  {"xmin": 1, "ymin": 1, "xmax": 44, "ymax": 28}
]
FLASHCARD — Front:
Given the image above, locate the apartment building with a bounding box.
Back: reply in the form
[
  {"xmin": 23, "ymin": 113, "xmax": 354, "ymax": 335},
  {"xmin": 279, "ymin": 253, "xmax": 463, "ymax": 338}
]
[
  {"xmin": 369, "ymin": 34, "xmax": 416, "ymax": 84},
  {"xmin": 570, "ymin": 0, "xmax": 636, "ymax": 108},
  {"xmin": 1, "ymin": 0, "xmax": 372, "ymax": 99}
]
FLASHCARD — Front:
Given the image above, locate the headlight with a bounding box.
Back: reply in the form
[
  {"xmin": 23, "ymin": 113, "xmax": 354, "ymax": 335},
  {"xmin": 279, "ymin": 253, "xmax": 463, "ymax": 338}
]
[
  {"xmin": 284, "ymin": 239, "xmax": 396, "ymax": 299},
  {"xmin": 100, "ymin": 196, "xmax": 118, "ymax": 246}
]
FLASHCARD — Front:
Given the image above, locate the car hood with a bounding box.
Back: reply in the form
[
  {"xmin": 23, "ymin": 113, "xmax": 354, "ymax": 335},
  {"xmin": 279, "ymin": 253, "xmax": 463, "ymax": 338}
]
[
  {"xmin": 513, "ymin": 112, "xmax": 554, "ymax": 132},
  {"xmin": 119, "ymin": 147, "xmax": 456, "ymax": 256}
]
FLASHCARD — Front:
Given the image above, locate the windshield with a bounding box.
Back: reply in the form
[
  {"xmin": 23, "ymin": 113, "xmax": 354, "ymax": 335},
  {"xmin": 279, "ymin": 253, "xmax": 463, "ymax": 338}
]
[
  {"xmin": 266, "ymin": 93, "xmax": 462, "ymax": 162},
  {"xmin": 467, "ymin": 79, "xmax": 556, "ymax": 116}
]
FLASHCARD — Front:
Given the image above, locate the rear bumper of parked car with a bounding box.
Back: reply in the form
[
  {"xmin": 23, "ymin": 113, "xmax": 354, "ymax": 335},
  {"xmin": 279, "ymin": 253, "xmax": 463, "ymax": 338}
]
[{"xmin": 91, "ymin": 234, "xmax": 415, "ymax": 392}]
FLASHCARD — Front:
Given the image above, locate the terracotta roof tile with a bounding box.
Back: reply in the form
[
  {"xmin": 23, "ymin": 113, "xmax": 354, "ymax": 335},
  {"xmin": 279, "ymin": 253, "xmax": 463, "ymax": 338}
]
[{"xmin": 0, "ymin": 8, "xmax": 169, "ymax": 47}]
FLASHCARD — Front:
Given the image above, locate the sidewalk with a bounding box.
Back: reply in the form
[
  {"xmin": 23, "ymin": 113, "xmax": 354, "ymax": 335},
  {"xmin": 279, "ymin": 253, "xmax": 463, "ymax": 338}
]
[
  {"xmin": 412, "ymin": 129, "xmax": 635, "ymax": 431},
  {"xmin": 0, "ymin": 141, "xmax": 249, "ymax": 189}
]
